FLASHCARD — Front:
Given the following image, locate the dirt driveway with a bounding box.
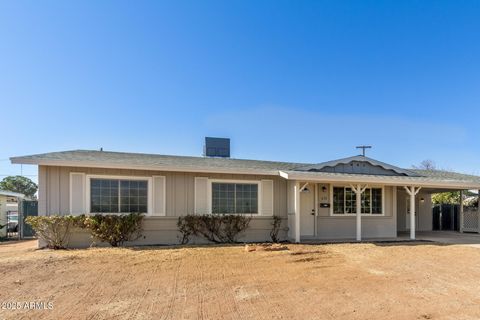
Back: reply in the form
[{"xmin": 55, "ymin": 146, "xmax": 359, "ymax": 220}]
[{"xmin": 1, "ymin": 240, "xmax": 480, "ymax": 320}]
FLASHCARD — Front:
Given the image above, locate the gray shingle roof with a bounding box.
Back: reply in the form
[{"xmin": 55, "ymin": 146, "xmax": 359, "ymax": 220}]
[
  {"xmin": 10, "ymin": 149, "xmax": 306, "ymax": 172},
  {"xmin": 411, "ymin": 169, "xmax": 480, "ymax": 184},
  {"xmin": 10, "ymin": 149, "xmax": 480, "ymax": 187}
]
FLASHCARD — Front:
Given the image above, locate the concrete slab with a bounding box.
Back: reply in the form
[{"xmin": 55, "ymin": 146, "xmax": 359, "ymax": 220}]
[{"xmin": 400, "ymin": 231, "xmax": 480, "ymax": 247}]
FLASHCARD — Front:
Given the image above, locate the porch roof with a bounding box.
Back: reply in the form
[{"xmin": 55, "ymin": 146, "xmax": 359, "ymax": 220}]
[{"xmin": 279, "ymin": 170, "xmax": 480, "ymax": 190}]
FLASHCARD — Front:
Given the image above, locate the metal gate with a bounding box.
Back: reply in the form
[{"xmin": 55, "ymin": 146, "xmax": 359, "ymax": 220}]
[
  {"xmin": 19, "ymin": 200, "xmax": 38, "ymax": 238},
  {"xmin": 463, "ymin": 208, "xmax": 480, "ymax": 233},
  {"xmin": 433, "ymin": 204, "xmax": 460, "ymax": 231}
]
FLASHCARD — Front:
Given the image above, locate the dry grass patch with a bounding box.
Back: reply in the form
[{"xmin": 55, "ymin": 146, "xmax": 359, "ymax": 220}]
[{"xmin": 1, "ymin": 240, "xmax": 480, "ymax": 319}]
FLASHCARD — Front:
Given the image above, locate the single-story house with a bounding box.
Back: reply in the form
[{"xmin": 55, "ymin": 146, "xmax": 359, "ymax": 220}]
[{"xmin": 10, "ymin": 141, "xmax": 480, "ymax": 247}]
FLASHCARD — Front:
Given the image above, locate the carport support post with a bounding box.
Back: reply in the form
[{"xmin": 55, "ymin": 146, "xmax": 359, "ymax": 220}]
[{"xmin": 404, "ymin": 186, "xmax": 421, "ymax": 240}]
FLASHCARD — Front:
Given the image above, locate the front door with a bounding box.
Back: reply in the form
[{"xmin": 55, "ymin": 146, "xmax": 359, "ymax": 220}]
[{"xmin": 300, "ymin": 186, "xmax": 315, "ymax": 236}]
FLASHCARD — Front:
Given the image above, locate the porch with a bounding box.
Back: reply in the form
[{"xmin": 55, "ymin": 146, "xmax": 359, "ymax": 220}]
[
  {"xmin": 299, "ymin": 231, "xmax": 480, "ymax": 247},
  {"xmin": 285, "ymin": 178, "xmax": 480, "ymax": 243}
]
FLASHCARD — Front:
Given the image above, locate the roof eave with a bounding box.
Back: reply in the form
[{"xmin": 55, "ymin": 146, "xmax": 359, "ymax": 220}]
[
  {"xmin": 279, "ymin": 171, "xmax": 480, "ymax": 190},
  {"xmin": 10, "ymin": 158, "xmax": 281, "ymax": 176}
]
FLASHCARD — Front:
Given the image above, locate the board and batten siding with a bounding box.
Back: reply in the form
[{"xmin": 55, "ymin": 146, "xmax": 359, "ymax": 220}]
[
  {"xmin": 37, "ymin": 165, "xmax": 288, "ymax": 246},
  {"xmin": 38, "ymin": 165, "xmax": 287, "ymax": 217},
  {"xmin": 315, "ymin": 184, "xmax": 397, "ymax": 239},
  {"xmin": 396, "ymin": 189, "xmax": 432, "ymax": 232}
]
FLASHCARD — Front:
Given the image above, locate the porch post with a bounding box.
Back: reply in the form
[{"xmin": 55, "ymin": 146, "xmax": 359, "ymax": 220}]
[
  {"xmin": 351, "ymin": 184, "xmax": 367, "ymax": 241},
  {"xmin": 356, "ymin": 186, "xmax": 362, "ymax": 241},
  {"xmin": 294, "ymin": 182, "xmax": 301, "ymax": 243},
  {"xmin": 404, "ymin": 186, "xmax": 421, "ymax": 240},
  {"xmin": 460, "ymin": 190, "xmax": 464, "ymax": 233}
]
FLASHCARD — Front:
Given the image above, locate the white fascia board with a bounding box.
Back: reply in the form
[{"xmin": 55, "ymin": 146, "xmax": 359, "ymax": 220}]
[
  {"xmin": 278, "ymin": 171, "xmax": 480, "ymax": 190},
  {"xmin": 10, "ymin": 158, "xmax": 280, "ymax": 176}
]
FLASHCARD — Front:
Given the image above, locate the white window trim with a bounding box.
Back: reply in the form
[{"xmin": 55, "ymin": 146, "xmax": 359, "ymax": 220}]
[
  {"xmin": 208, "ymin": 179, "xmax": 262, "ymax": 215},
  {"xmin": 85, "ymin": 174, "xmax": 153, "ymax": 216},
  {"xmin": 329, "ymin": 185, "xmax": 385, "ymax": 216}
]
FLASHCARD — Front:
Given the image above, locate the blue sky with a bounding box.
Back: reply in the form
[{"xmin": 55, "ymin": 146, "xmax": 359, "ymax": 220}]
[{"xmin": 1, "ymin": 1, "xmax": 480, "ymax": 183}]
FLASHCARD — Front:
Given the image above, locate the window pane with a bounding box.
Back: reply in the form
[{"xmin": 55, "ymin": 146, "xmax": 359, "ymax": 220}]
[
  {"xmin": 91, "ymin": 178, "xmax": 148, "ymax": 214},
  {"xmin": 90, "ymin": 179, "xmax": 119, "ymax": 213},
  {"xmin": 212, "ymin": 183, "xmax": 235, "ymax": 213},
  {"xmin": 345, "ymin": 188, "xmax": 356, "ymax": 214},
  {"xmin": 362, "ymin": 189, "xmax": 371, "ymax": 214},
  {"xmin": 212, "ymin": 182, "xmax": 258, "ymax": 214},
  {"xmin": 119, "ymin": 179, "xmax": 149, "ymax": 213},
  {"xmin": 333, "ymin": 187, "xmax": 345, "ymax": 214},
  {"xmin": 235, "ymin": 183, "xmax": 258, "ymax": 214},
  {"xmin": 372, "ymin": 188, "xmax": 382, "ymax": 214}
]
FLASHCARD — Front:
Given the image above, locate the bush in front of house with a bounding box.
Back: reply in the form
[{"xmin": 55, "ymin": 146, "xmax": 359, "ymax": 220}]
[
  {"xmin": 177, "ymin": 214, "xmax": 252, "ymax": 244},
  {"xmin": 270, "ymin": 216, "xmax": 283, "ymax": 243},
  {"xmin": 25, "ymin": 215, "xmax": 83, "ymax": 249},
  {"xmin": 81, "ymin": 213, "xmax": 144, "ymax": 247},
  {"xmin": 26, "ymin": 213, "xmax": 144, "ymax": 249}
]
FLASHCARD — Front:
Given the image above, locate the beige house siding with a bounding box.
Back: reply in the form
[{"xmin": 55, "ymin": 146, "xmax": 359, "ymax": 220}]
[
  {"xmin": 396, "ymin": 190, "xmax": 432, "ymax": 232},
  {"xmin": 38, "ymin": 165, "xmax": 288, "ymax": 246},
  {"xmin": 313, "ymin": 184, "xmax": 397, "ymax": 239},
  {"xmin": 39, "ymin": 165, "xmax": 288, "ymax": 217},
  {"xmin": 38, "ymin": 165, "xmax": 433, "ymax": 247}
]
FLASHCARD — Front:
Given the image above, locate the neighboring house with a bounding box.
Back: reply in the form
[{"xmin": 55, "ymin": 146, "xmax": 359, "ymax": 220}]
[
  {"xmin": 0, "ymin": 190, "xmax": 25, "ymax": 237},
  {"xmin": 10, "ymin": 139, "xmax": 480, "ymax": 247}
]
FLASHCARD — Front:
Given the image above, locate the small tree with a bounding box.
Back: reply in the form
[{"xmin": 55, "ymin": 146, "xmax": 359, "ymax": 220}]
[
  {"xmin": 432, "ymin": 192, "xmax": 461, "ymax": 205},
  {"xmin": 0, "ymin": 175, "xmax": 38, "ymax": 199},
  {"xmin": 412, "ymin": 160, "xmax": 436, "ymax": 171}
]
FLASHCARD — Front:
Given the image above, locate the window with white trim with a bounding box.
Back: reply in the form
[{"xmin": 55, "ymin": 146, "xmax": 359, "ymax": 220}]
[
  {"xmin": 332, "ymin": 187, "xmax": 382, "ymax": 215},
  {"xmin": 211, "ymin": 183, "xmax": 258, "ymax": 214},
  {"xmin": 90, "ymin": 179, "xmax": 148, "ymax": 213}
]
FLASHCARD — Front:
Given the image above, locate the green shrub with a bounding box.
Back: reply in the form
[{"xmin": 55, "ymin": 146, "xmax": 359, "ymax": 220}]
[
  {"xmin": 270, "ymin": 216, "xmax": 283, "ymax": 243},
  {"xmin": 82, "ymin": 213, "xmax": 144, "ymax": 247},
  {"xmin": 177, "ymin": 214, "xmax": 251, "ymax": 244},
  {"xmin": 177, "ymin": 215, "xmax": 200, "ymax": 244},
  {"xmin": 221, "ymin": 215, "xmax": 252, "ymax": 243},
  {"xmin": 25, "ymin": 215, "xmax": 82, "ymax": 249}
]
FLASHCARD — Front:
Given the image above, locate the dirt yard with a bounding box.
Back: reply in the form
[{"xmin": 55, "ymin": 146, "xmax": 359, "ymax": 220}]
[{"xmin": 1, "ymin": 240, "xmax": 480, "ymax": 320}]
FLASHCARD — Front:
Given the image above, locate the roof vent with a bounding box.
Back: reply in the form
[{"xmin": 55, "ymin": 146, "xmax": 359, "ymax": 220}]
[{"xmin": 204, "ymin": 137, "xmax": 230, "ymax": 158}]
